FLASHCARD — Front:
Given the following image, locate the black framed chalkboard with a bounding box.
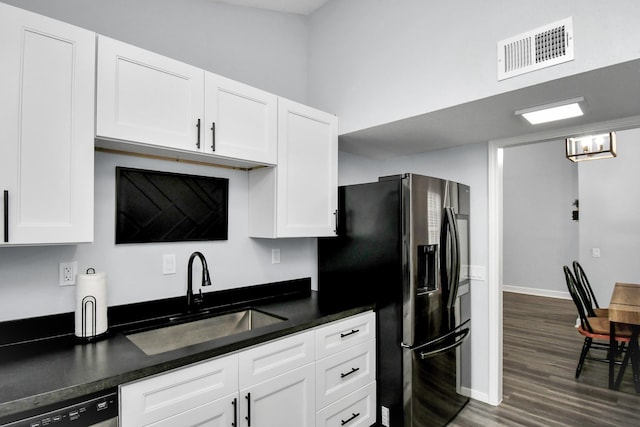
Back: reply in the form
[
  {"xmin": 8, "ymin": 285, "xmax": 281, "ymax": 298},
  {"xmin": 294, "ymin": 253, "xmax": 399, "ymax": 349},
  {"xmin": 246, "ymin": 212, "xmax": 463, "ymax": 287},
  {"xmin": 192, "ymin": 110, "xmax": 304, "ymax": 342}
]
[{"xmin": 115, "ymin": 167, "xmax": 228, "ymax": 244}]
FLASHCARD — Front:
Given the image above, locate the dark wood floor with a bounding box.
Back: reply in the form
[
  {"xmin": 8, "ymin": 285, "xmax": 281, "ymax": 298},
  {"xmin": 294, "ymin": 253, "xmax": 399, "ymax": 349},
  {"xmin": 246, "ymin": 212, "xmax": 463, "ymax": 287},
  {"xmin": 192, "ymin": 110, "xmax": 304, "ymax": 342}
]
[{"xmin": 450, "ymin": 292, "xmax": 640, "ymax": 427}]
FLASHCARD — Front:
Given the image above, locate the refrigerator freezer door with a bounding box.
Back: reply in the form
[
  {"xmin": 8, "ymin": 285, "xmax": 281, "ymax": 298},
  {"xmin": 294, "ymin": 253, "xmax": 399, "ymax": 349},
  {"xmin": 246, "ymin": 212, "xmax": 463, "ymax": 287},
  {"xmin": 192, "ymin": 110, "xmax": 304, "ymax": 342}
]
[{"xmin": 402, "ymin": 326, "xmax": 470, "ymax": 427}]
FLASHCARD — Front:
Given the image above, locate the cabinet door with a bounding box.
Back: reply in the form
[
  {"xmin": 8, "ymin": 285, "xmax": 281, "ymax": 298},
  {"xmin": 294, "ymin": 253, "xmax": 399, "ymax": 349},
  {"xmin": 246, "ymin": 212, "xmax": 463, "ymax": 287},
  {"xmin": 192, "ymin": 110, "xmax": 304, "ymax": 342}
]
[
  {"xmin": 204, "ymin": 72, "xmax": 277, "ymax": 164},
  {"xmin": 147, "ymin": 393, "xmax": 239, "ymax": 427},
  {"xmin": 96, "ymin": 36, "xmax": 204, "ymax": 152},
  {"xmin": 119, "ymin": 354, "xmax": 238, "ymax": 427},
  {"xmin": 239, "ymin": 363, "xmax": 315, "ymax": 427},
  {"xmin": 0, "ymin": 2, "xmax": 95, "ymax": 245},
  {"xmin": 276, "ymin": 98, "xmax": 338, "ymax": 237}
]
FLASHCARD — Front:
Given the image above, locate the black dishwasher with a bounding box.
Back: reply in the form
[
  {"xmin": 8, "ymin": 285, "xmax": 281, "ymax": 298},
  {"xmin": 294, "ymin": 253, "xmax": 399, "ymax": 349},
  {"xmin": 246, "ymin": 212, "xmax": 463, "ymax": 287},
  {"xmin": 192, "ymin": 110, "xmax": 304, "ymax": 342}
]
[{"xmin": 1, "ymin": 389, "xmax": 117, "ymax": 427}]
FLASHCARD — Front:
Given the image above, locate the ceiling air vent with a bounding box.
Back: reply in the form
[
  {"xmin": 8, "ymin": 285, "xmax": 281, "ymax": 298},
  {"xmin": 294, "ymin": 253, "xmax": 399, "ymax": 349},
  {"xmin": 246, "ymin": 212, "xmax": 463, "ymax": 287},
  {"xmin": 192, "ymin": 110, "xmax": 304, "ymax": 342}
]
[{"xmin": 497, "ymin": 17, "xmax": 574, "ymax": 81}]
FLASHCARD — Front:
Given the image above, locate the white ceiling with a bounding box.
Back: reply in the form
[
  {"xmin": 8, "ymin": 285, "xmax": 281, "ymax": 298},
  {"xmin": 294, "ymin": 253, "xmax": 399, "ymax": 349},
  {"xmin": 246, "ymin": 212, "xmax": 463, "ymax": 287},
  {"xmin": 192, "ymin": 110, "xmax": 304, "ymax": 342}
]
[
  {"xmin": 211, "ymin": 0, "xmax": 330, "ymax": 15},
  {"xmin": 340, "ymin": 58, "xmax": 640, "ymax": 159}
]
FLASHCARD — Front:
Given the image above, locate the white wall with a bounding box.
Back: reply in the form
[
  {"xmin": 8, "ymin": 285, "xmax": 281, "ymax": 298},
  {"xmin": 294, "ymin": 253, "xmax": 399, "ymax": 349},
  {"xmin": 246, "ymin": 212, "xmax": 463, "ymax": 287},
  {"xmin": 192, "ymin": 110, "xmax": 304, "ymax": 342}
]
[
  {"xmin": 340, "ymin": 143, "xmax": 490, "ymax": 402},
  {"xmin": 337, "ymin": 150, "xmax": 383, "ymax": 186},
  {"xmin": 0, "ymin": 153, "xmax": 317, "ymax": 321},
  {"xmin": 578, "ymin": 130, "xmax": 640, "ymax": 305},
  {"xmin": 0, "ymin": 0, "xmax": 308, "ymax": 103},
  {"xmin": 0, "ymin": 0, "xmax": 314, "ymax": 322},
  {"xmin": 308, "ymin": 0, "xmax": 640, "ymax": 134},
  {"xmin": 502, "ymin": 141, "xmax": 579, "ymax": 297}
]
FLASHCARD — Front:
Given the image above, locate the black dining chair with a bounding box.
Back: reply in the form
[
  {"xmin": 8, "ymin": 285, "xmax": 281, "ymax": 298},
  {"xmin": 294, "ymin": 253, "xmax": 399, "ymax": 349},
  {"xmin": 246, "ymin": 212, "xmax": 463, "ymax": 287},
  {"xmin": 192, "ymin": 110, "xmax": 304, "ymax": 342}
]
[
  {"xmin": 573, "ymin": 261, "xmax": 608, "ymax": 318},
  {"xmin": 563, "ymin": 265, "xmax": 630, "ymax": 378}
]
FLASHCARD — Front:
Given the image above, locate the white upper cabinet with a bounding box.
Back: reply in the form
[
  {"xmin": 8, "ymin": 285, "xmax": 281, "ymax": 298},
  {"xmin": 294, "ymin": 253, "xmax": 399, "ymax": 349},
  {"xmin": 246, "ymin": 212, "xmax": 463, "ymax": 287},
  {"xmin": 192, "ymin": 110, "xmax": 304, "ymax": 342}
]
[
  {"xmin": 96, "ymin": 36, "xmax": 204, "ymax": 152},
  {"xmin": 0, "ymin": 3, "xmax": 95, "ymax": 245},
  {"xmin": 96, "ymin": 36, "xmax": 278, "ymax": 167},
  {"xmin": 249, "ymin": 98, "xmax": 338, "ymax": 238},
  {"xmin": 204, "ymin": 72, "xmax": 277, "ymax": 164}
]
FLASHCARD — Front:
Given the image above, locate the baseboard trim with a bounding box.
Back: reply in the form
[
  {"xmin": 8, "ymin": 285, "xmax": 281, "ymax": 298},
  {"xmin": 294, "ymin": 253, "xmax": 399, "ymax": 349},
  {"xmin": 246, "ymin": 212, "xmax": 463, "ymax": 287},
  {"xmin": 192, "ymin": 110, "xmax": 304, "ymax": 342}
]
[
  {"xmin": 503, "ymin": 285, "xmax": 570, "ymax": 300},
  {"xmin": 462, "ymin": 386, "xmax": 492, "ymax": 405}
]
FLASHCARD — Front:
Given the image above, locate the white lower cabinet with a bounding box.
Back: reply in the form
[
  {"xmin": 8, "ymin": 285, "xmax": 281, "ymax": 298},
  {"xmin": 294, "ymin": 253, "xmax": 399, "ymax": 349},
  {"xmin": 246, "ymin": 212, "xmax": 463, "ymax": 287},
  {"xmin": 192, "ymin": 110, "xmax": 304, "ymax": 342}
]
[
  {"xmin": 120, "ymin": 312, "xmax": 376, "ymax": 427},
  {"xmin": 315, "ymin": 312, "xmax": 377, "ymax": 427},
  {"xmin": 120, "ymin": 331, "xmax": 315, "ymax": 427}
]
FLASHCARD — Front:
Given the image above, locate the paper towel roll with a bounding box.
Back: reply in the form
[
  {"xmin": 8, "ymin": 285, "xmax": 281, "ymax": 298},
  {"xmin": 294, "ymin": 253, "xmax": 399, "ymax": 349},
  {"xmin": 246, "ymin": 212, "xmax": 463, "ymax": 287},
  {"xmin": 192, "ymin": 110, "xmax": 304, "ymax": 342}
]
[{"xmin": 75, "ymin": 269, "xmax": 108, "ymax": 338}]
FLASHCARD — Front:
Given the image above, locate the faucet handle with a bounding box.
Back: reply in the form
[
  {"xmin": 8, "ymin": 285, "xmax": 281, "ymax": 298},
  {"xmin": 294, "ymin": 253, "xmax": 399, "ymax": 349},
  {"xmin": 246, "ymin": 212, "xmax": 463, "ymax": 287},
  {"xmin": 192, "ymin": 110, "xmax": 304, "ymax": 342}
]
[{"xmin": 194, "ymin": 289, "xmax": 204, "ymax": 305}]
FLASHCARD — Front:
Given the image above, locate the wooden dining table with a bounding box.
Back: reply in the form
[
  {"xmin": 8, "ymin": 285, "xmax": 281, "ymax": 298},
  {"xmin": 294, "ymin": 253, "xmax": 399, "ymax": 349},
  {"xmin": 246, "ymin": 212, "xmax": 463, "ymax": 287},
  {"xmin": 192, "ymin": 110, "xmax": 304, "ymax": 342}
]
[{"xmin": 608, "ymin": 282, "xmax": 640, "ymax": 391}]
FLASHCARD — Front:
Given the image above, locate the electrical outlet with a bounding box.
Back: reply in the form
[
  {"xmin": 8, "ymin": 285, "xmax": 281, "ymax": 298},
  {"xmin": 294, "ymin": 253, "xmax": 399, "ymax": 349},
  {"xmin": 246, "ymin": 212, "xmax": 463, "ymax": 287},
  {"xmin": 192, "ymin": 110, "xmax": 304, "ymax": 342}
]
[
  {"xmin": 381, "ymin": 406, "xmax": 390, "ymax": 426},
  {"xmin": 59, "ymin": 262, "xmax": 78, "ymax": 286}
]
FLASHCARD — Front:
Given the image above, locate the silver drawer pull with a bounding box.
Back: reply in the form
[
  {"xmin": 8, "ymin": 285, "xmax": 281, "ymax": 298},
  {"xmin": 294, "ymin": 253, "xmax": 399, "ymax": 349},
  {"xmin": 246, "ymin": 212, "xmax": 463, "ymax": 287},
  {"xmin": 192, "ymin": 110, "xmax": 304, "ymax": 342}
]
[
  {"xmin": 340, "ymin": 329, "xmax": 359, "ymax": 338},
  {"xmin": 340, "ymin": 367, "xmax": 360, "ymax": 378}
]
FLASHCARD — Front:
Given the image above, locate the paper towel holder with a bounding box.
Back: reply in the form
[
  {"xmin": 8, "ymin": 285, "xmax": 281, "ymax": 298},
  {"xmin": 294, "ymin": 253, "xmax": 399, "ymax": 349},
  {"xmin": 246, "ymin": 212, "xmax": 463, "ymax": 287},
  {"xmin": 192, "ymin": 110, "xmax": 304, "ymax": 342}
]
[{"xmin": 76, "ymin": 268, "xmax": 109, "ymax": 342}]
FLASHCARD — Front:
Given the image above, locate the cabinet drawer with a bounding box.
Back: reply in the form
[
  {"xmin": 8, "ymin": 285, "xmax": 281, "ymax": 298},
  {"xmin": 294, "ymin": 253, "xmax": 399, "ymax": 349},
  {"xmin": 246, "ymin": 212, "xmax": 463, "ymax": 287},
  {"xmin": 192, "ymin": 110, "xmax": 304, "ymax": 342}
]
[
  {"xmin": 119, "ymin": 354, "xmax": 238, "ymax": 427},
  {"xmin": 316, "ymin": 340, "xmax": 376, "ymax": 409},
  {"xmin": 239, "ymin": 330, "xmax": 314, "ymax": 388},
  {"xmin": 147, "ymin": 392, "xmax": 238, "ymax": 427},
  {"xmin": 315, "ymin": 311, "xmax": 375, "ymax": 359},
  {"xmin": 316, "ymin": 381, "xmax": 377, "ymax": 427}
]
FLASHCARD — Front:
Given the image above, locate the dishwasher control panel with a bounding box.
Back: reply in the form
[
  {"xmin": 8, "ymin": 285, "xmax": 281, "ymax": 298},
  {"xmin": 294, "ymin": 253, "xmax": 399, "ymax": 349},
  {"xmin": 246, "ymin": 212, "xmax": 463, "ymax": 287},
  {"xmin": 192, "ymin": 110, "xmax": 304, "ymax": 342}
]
[{"xmin": 2, "ymin": 391, "xmax": 117, "ymax": 427}]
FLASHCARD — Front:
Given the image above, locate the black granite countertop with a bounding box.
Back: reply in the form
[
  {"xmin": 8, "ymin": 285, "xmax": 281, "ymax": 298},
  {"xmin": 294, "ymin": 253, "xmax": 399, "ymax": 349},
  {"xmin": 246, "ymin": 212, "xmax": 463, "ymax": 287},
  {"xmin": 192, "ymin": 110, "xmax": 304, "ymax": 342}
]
[{"xmin": 0, "ymin": 278, "xmax": 372, "ymax": 424}]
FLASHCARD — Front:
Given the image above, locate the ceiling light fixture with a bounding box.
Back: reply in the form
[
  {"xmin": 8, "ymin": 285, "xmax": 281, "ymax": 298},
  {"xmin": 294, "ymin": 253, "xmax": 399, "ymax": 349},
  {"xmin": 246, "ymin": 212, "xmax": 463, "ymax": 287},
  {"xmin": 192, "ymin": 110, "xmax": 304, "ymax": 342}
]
[
  {"xmin": 515, "ymin": 97, "xmax": 584, "ymax": 125},
  {"xmin": 566, "ymin": 132, "xmax": 617, "ymax": 162}
]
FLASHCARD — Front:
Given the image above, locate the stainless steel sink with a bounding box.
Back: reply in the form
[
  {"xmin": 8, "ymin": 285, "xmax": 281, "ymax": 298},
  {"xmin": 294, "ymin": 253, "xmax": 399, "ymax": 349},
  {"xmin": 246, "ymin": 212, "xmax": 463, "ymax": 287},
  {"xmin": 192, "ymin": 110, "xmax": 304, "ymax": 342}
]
[{"xmin": 125, "ymin": 309, "xmax": 286, "ymax": 356}]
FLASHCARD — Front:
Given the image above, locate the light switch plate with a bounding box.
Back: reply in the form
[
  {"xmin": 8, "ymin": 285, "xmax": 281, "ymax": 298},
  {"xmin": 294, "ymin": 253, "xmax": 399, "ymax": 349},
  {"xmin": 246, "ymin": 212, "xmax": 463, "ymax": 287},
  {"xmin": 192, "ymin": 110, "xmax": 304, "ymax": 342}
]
[
  {"xmin": 468, "ymin": 265, "xmax": 486, "ymax": 281},
  {"xmin": 271, "ymin": 249, "xmax": 281, "ymax": 264},
  {"xmin": 163, "ymin": 254, "xmax": 176, "ymax": 275}
]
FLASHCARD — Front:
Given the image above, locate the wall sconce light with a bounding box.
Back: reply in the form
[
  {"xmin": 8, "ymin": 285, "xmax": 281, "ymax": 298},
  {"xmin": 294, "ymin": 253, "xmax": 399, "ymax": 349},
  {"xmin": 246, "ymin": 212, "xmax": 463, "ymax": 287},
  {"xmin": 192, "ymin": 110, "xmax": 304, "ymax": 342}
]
[{"xmin": 565, "ymin": 132, "xmax": 617, "ymax": 162}]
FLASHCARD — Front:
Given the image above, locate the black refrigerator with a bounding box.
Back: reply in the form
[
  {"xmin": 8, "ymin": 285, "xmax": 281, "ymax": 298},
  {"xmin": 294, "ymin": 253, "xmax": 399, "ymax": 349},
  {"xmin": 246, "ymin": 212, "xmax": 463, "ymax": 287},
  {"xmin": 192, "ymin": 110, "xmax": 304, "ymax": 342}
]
[{"xmin": 318, "ymin": 173, "xmax": 471, "ymax": 427}]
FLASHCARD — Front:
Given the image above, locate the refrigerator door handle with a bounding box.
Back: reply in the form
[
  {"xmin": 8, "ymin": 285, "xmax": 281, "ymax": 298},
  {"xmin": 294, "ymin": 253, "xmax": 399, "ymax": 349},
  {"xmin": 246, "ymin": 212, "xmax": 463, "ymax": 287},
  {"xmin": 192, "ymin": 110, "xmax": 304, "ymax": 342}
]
[
  {"xmin": 442, "ymin": 206, "xmax": 460, "ymax": 309},
  {"xmin": 401, "ymin": 319, "xmax": 470, "ymax": 351},
  {"xmin": 419, "ymin": 327, "xmax": 469, "ymax": 359}
]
